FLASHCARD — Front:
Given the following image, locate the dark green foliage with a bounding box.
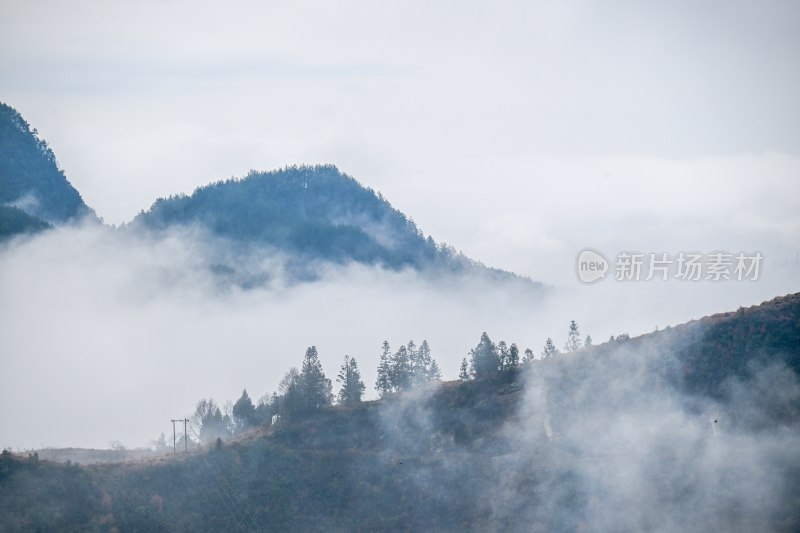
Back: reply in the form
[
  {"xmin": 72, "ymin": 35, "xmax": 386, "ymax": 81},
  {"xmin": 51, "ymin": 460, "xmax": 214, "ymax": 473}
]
[
  {"xmin": 470, "ymin": 332, "xmax": 501, "ymax": 378},
  {"xmin": 375, "ymin": 340, "xmax": 441, "ymax": 396},
  {"xmin": 131, "ymin": 164, "xmax": 548, "ymax": 291},
  {"xmin": 299, "ymin": 346, "xmax": 333, "ymax": 411},
  {"xmin": 134, "ymin": 165, "xmax": 440, "ymax": 270},
  {"xmin": 498, "ymin": 341, "xmax": 521, "ymax": 370},
  {"xmin": 337, "ymin": 355, "xmax": 365, "ymax": 405},
  {"xmin": 231, "ymin": 389, "xmax": 256, "ymax": 433},
  {"xmin": 0, "ymin": 205, "xmax": 51, "ymax": 240},
  {"xmin": 280, "ymin": 347, "xmax": 333, "ymax": 416},
  {"xmin": 0, "ymin": 102, "xmax": 94, "ymax": 223},
  {"xmin": 459, "ymin": 357, "xmax": 470, "ymax": 380},
  {"xmin": 375, "ymin": 340, "xmax": 393, "ymax": 396}
]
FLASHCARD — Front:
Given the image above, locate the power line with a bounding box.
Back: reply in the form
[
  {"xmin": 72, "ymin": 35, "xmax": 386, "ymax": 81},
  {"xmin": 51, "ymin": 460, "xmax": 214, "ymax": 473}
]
[{"xmin": 170, "ymin": 418, "xmax": 190, "ymax": 454}]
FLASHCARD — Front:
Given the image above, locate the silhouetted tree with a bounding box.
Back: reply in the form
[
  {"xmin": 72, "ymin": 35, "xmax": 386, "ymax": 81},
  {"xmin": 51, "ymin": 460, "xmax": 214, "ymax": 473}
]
[
  {"xmin": 231, "ymin": 389, "xmax": 256, "ymax": 433},
  {"xmin": 192, "ymin": 399, "xmax": 231, "ymax": 444},
  {"xmin": 564, "ymin": 320, "xmax": 582, "ymax": 352},
  {"xmin": 375, "ymin": 341, "xmax": 393, "ymax": 397},
  {"xmin": 498, "ymin": 341, "xmax": 509, "ymax": 369},
  {"xmin": 299, "ymin": 346, "xmax": 332, "ymax": 412},
  {"xmin": 337, "ymin": 355, "xmax": 365, "ymax": 405},
  {"xmin": 278, "ymin": 367, "xmax": 302, "ymax": 416},
  {"xmin": 412, "ymin": 340, "xmax": 440, "ymax": 384},
  {"xmin": 509, "ymin": 343, "xmax": 520, "ymax": 367},
  {"xmin": 459, "ymin": 358, "xmax": 471, "ymax": 380},
  {"xmin": 541, "ymin": 338, "xmax": 559, "ymax": 358},
  {"xmin": 585, "ymin": 335, "xmax": 593, "ymax": 347},
  {"xmin": 470, "ymin": 332, "xmax": 501, "ymax": 377},
  {"xmin": 391, "ymin": 345, "xmax": 412, "ymax": 391},
  {"xmin": 428, "ymin": 359, "xmax": 442, "ymax": 381}
]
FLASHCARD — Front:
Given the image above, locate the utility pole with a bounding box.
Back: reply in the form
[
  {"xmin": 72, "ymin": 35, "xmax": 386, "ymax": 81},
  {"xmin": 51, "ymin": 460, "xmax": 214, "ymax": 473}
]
[
  {"xmin": 183, "ymin": 418, "xmax": 189, "ymax": 452},
  {"xmin": 171, "ymin": 418, "xmax": 191, "ymax": 454},
  {"xmin": 170, "ymin": 419, "xmax": 180, "ymax": 454}
]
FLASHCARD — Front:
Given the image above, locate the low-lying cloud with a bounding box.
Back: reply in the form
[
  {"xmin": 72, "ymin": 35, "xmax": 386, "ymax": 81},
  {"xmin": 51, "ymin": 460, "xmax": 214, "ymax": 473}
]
[{"xmin": 0, "ymin": 222, "xmax": 796, "ymax": 450}]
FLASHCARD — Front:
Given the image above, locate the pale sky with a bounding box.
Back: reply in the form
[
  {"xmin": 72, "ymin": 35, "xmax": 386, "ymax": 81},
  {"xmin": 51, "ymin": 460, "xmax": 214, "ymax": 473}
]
[
  {"xmin": 1, "ymin": 0, "xmax": 799, "ymax": 448},
  {"xmin": 2, "ymin": 0, "xmax": 799, "ymax": 282}
]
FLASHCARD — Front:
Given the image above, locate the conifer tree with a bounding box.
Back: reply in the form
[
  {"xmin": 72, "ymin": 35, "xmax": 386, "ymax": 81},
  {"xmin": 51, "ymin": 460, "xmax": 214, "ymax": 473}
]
[
  {"xmin": 498, "ymin": 341, "xmax": 510, "ymax": 370},
  {"xmin": 337, "ymin": 355, "xmax": 365, "ymax": 405},
  {"xmin": 392, "ymin": 345, "xmax": 412, "ymax": 391},
  {"xmin": 470, "ymin": 332, "xmax": 501, "ymax": 377},
  {"xmin": 299, "ymin": 345, "xmax": 332, "ymax": 411},
  {"xmin": 507, "ymin": 343, "xmax": 520, "ymax": 368},
  {"xmin": 541, "ymin": 338, "xmax": 559, "ymax": 358},
  {"xmin": 231, "ymin": 389, "xmax": 256, "ymax": 433},
  {"xmin": 523, "ymin": 348, "xmax": 535, "ymax": 362},
  {"xmin": 564, "ymin": 320, "xmax": 582, "ymax": 352},
  {"xmin": 459, "ymin": 357, "xmax": 471, "ymax": 380},
  {"xmin": 375, "ymin": 341, "xmax": 393, "ymax": 397}
]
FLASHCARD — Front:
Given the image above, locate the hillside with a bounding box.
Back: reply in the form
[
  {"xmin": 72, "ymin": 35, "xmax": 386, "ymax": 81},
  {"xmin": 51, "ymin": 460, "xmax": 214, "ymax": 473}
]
[
  {"xmin": 0, "ymin": 103, "xmax": 95, "ymax": 227},
  {"xmin": 0, "ymin": 205, "xmax": 51, "ymax": 240},
  {"xmin": 132, "ymin": 165, "xmax": 538, "ymax": 285},
  {"xmin": 2, "ymin": 293, "xmax": 798, "ymax": 532}
]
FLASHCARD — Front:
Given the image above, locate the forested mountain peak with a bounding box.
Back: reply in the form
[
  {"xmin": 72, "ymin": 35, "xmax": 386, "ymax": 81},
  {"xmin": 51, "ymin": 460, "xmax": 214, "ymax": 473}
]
[
  {"xmin": 0, "ymin": 102, "xmax": 95, "ymax": 226},
  {"xmin": 133, "ymin": 164, "xmax": 532, "ymax": 284}
]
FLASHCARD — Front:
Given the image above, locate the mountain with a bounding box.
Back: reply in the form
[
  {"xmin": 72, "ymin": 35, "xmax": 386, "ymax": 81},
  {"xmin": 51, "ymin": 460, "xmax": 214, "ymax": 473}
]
[
  {"xmin": 0, "ymin": 205, "xmax": 52, "ymax": 240},
  {"xmin": 0, "ymin": 105, "xmax": 536, "ymax": 285},
  {"xmin": 2, "ymin": 293, "xmax": 798, "ymax": 532},
  {"xmin": 133, "ymin": 165, "xmax": 537, "ymax": 285},
  {"xmin": 0, "ymin": 102, "xmax": 95, "ymax": 232}
]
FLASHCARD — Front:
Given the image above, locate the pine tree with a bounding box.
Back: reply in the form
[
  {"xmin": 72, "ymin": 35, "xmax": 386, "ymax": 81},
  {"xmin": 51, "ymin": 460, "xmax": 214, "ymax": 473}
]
[
  {"xmin": 413, "ymin": 340, "xmax": 440, "ymax": 385},
  {"xmin": 459, "ymin": 357, "xmax": 471, "ymax": 380},
  {"xmin": 406, "ymin": 339, "xmax": 418, "ymax": 371},
  {"xmin": 375, "ymin": 341, "xmax": 392, "ymax": 397},
  {"xmin": 541, "ymin": 338, "xmax": 559, "ymax": 358},
  {"xmin": 337, "ymin": 355, "xmax": 365, "ymax": 405},
  {"xmin": 523, "ymin": 348, "xmax": 535, "ymax": 362},
  {"xmin": 564, "ymin": 320, "xmax": 582, "ymax": 352},
  {"xmin": 507, "ymin": 343, "xmax": 520, "ymax": 368},
  {"xmin": 585, "ymin": 335, "xmax": 593, "ymax": 347},
  {"xmin": 413, "ymin": 340, "xmax": 432, "ymax": 385},
  {"xmin": 392, "ymin": 345, "xmax": 412, "ymax": 391},
  {"xmin": 428, "ymin": 359, "xmax": 442, "ymax": 381},
  {"xmin": 299, "ymin": 345, "xmax": 332, "ymax": 411},
  {"xmin": 470, "ymin": 332, "xmax": 500, "ymax": 377},
  {"xmin": 231, "ymin": 389, "xmax": 256, "ymax": 433},
  {"xmin": 498, "ymin": 341, "xmax": 509, "ymax": 370},
  {"xmin": 278, "ymin": 367, "xmax": 301, "ymax": 416}
]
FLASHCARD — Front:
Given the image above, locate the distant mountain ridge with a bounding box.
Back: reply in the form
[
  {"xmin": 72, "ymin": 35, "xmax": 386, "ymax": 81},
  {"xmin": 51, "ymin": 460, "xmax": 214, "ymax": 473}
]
[
  {"xmin": 132, "ymin": 164, "xmax": 540, "ymax": 285},
  {"xmin": 0, "ymin": 103, "xmax": 95, "ymax": 236},
  {"xmin": 0, "ymin": 103, "xmax": 539, "ymax": 287}
]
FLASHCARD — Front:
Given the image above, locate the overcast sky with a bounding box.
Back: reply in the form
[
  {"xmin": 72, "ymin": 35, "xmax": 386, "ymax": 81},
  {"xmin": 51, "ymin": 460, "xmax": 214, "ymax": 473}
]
[
  {"xmin": 2, "ymin": 0, "xmax": 799, "ymax": 283},
  {"xmin": 1, "ymin": 0, "xmax": 799, "ymax": 448}
]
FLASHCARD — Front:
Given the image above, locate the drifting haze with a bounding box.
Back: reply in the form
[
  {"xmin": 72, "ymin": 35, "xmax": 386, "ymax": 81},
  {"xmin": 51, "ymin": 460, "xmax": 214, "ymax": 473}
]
[
  {"xmin": 0, "ymin": 221, "xmax": 796, "ymax": 449},
  {"xmin": 376, "ymin": 336, "xmax": 800, "ymax": 532}
]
